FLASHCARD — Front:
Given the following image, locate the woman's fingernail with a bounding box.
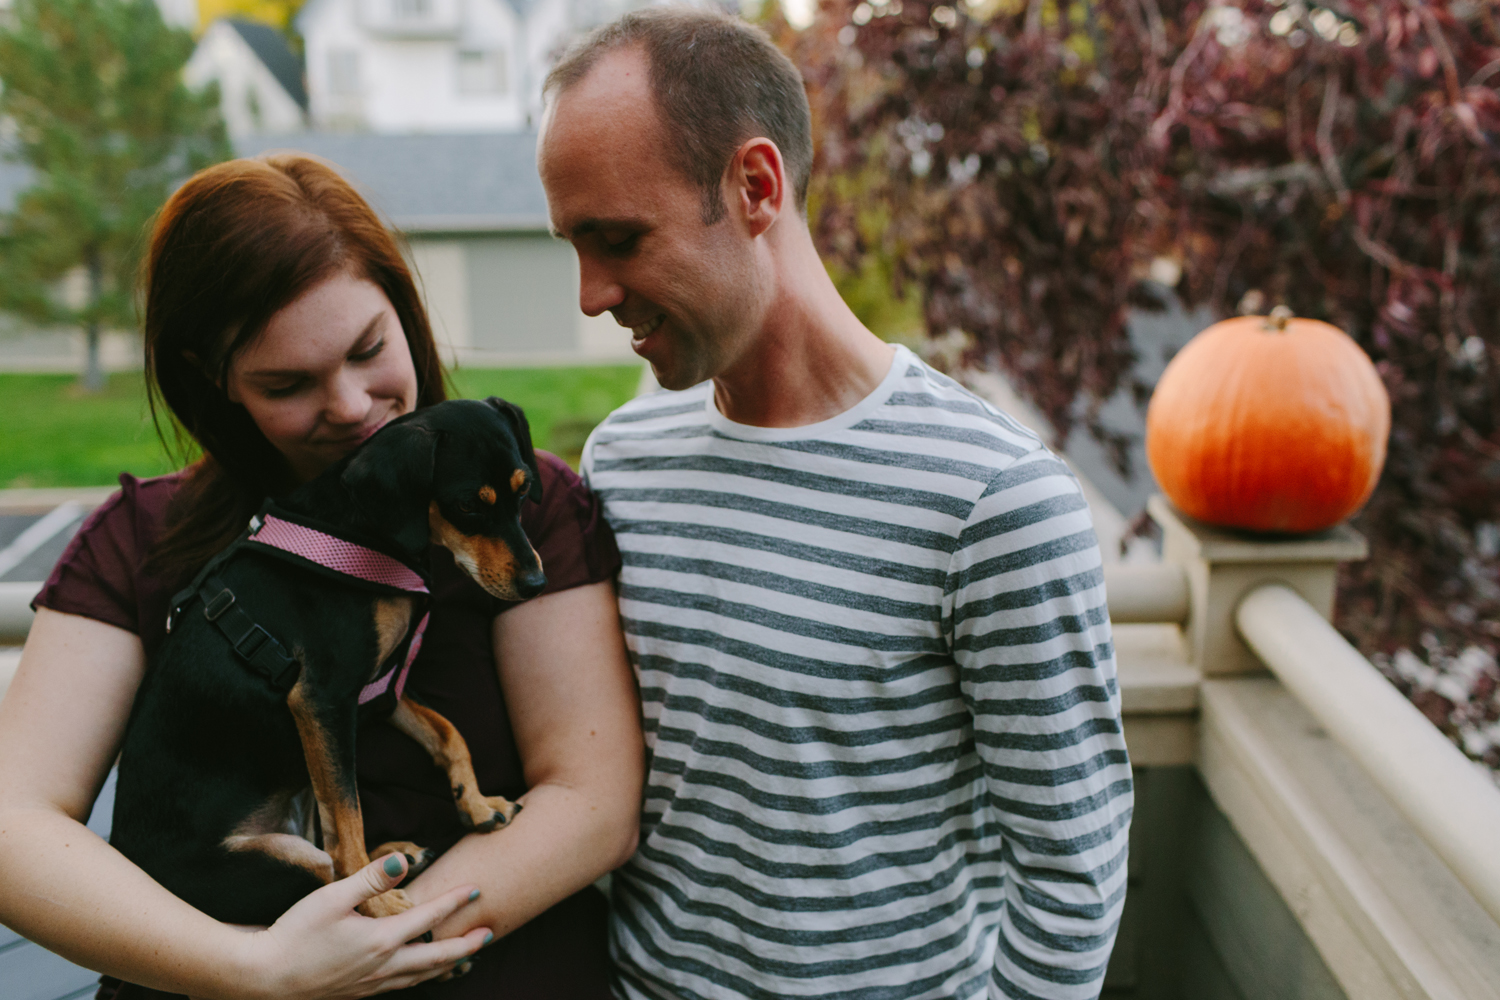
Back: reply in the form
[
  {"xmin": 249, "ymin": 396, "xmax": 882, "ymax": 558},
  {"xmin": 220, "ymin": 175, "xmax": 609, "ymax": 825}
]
[
  {"xmin": 469, "ymin": 889, "xmax": 481, "ymax": 901},
  {"xmin": 483, "ymin": 931, "xmax": 494, "ymax": 945},
  {"xmin": 383, "ymin": 855, "xmax": 404, "ymax": 877}
]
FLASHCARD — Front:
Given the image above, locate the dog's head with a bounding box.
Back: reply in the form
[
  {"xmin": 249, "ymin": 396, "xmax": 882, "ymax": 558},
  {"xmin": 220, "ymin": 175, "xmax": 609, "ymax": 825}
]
[{"xmin": 339, "ymin": 397, "xmax": 547, "ymax": 602}]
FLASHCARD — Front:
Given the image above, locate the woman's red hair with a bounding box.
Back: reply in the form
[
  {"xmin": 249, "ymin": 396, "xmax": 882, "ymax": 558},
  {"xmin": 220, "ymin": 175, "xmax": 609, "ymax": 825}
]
[{"xmin": 143, "ymin": 154, "xmax": 448, "ymax": 579}]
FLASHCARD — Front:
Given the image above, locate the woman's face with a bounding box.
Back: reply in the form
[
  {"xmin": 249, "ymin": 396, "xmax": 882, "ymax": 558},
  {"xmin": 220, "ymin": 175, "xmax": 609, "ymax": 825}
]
[{"xmin": 225, "ymin": 270, "xmax": 419, "ymax": 483}]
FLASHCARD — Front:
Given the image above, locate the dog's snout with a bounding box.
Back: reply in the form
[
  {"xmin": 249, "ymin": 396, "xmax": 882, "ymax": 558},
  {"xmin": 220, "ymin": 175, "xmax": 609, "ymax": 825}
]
[{"xmin": 516, "ymin": 569, "xmax": 546, "ymax": 600}]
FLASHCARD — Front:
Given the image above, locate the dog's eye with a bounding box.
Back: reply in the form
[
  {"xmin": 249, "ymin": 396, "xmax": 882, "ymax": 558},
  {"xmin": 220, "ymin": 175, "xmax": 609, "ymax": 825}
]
[{"xmin": 455, "ymin": 500, "xmax": 476, "ymax": 514}]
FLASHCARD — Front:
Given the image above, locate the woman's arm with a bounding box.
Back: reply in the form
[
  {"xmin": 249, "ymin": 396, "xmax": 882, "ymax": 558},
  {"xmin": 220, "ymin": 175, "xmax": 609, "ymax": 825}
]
[
  {"xmin": 0, "ymin": 607, "xmax": 489, "ymax": 1000},
  {"xmin": 405, "ymin": 579, "xmax": 644, "ymax": 939}
]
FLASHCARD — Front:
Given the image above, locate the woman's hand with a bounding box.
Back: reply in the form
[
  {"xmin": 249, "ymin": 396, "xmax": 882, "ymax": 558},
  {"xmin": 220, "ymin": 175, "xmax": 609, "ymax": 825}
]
[{"xmin": 237, "ymin": 854, "xmax": 491, "ymax": 1000}]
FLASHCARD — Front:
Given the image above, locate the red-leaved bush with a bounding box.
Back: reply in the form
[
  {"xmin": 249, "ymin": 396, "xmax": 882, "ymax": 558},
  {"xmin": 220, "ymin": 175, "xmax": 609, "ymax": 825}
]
[{"xmin": 780, "ymin": 0, "xmax": 1500, "ymax": 768}]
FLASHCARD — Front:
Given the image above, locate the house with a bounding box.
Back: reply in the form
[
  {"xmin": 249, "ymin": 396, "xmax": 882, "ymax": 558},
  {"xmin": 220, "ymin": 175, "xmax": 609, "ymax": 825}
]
[
  {"xmin": 234, "ymin": 130, "xmax": 635, "ymax": 367},
  {"xmin": 295, "ymin": 0, "xmax": 641, "ymax": 132},
  {"xmin": 184, "ymin": 18, "xmax": 309, "ymax": 137}
]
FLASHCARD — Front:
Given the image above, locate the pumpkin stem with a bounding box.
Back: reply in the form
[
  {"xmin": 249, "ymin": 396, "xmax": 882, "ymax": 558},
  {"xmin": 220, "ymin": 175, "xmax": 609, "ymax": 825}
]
[{"xmin": 1267, "ymin": 305, "xmax": 1294, "ymax": 331}]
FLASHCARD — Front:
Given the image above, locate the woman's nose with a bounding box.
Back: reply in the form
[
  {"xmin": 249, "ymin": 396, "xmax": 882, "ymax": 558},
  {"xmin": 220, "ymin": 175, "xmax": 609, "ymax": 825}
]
[{"xmin": 324, "ymin": 371, "xmax": 370, "ymax": 425}]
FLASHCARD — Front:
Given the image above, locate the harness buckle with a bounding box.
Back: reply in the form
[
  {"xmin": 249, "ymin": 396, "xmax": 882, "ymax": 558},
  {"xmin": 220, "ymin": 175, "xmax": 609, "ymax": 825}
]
[
  {"xmin": 234, "ymin": 624, "xmax": 272, "ymax": 659},
  {"xmin": 203, "ymin": 588, "xmax": 236, "ymax": 621}
]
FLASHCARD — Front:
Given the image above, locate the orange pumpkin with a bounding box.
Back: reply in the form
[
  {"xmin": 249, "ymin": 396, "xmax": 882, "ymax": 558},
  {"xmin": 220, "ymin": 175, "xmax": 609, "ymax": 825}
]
[{"xmin": 1145, "ymin": 307, "xmax": 1391, "ymax": 534}]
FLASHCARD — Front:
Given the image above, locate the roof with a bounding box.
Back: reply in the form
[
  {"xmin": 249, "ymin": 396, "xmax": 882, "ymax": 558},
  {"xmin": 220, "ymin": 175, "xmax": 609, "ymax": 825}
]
[
  {"xmin": 233, "ymin": 131, "xmax": 551, "ymax": 233},
  {"xmin": 226, "ymin": 18, "xmax": 308, "ymax": 111}
]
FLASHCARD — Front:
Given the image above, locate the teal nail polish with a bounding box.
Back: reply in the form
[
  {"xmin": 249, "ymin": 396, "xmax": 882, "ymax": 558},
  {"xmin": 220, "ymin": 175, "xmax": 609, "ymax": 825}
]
[
  {"xmin": 469, "ymin": 889, "xmax": 481, "ymax": 901},
  {"xmin": 383, "ymin": 855, "xmax": 404, "ymax": 876},
  {"xmin": 483, "ymin": 932, "xmax": 494, "ymax": 945}
]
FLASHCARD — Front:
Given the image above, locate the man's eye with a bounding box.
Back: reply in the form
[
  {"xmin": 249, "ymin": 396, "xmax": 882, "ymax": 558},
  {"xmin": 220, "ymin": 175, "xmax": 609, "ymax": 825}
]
[{"xmin": 602, "ymin": 232, "xmax": 638, "ymax": 253}]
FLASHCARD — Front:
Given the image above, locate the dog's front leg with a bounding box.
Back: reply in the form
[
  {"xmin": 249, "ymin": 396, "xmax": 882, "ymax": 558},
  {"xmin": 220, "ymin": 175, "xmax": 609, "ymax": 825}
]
[
  {"xmin": 389, "ymin": 696, "xmax": 522, "ymax": 832},
  {"xmin": 287, "ymin": 671, "xmax": 412, "ymax": 919}
]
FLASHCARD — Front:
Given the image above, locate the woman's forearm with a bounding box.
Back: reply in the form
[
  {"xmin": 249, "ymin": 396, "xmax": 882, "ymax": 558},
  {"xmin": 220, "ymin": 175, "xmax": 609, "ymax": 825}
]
[
  {"xmin": 404, "ymin": 776, "xmax": 638, "ymax": 940},
  {"xmin": 0, "ymin": 804, "xmax": 261, "ymax": 998},
  {"xmin": 406, "ymin": 580, "xmax": 644, "ymax": 940}
]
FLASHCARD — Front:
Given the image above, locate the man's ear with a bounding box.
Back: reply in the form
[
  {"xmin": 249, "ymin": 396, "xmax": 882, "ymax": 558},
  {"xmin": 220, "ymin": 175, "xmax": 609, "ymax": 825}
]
[
  {"xmin": 340, "ymin": 421, "xmax": 438, "ymax": 554},
  {"xmin": 733, "ymin": 137, "xmax": 786, "ymax": 238},
  {"xmin": 486, "ymin": 397, "xmax": 543, "ymax": 503}
]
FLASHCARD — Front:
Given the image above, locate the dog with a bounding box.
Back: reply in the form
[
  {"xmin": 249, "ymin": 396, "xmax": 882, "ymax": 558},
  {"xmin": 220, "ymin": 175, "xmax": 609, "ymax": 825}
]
[{"xmin": 109, "ymin": 397, "xmax": 546, "ymax": 927}]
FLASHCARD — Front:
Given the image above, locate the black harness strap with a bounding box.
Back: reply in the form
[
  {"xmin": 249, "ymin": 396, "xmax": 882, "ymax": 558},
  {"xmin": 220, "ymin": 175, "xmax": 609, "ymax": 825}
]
[{"xmin": 197, "ymin": 575, "xmax": 302, "ymax": 691}]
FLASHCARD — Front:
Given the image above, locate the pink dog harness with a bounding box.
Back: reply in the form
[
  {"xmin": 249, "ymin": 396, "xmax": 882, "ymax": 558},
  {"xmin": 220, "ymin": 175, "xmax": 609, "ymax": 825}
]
[
  {"xmin": 166, "ymin": 506, "xmax": 432, "ymax": 710},
  {"xmin": 246, "ymin": 513, "xmax": 430, "ymax": 704}
]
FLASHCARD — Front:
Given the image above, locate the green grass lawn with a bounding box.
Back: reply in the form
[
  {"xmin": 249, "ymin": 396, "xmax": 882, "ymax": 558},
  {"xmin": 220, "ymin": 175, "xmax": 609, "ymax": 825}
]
[{"xmin": 0, "ymin": 364, "xmax": 643, "ymax": 489}]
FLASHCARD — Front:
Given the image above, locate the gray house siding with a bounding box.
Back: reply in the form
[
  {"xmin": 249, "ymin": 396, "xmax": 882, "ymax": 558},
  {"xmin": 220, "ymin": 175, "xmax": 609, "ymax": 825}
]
[{"xmin": 465, "ymin": 234, "xmax": 580, "ymax": 356}]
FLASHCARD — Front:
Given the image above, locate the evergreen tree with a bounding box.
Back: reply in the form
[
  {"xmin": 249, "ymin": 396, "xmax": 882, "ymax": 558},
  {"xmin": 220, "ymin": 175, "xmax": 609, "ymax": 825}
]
[{"xmin": 0, "ymin": 0, "xmax": 229, "ymax": 391}]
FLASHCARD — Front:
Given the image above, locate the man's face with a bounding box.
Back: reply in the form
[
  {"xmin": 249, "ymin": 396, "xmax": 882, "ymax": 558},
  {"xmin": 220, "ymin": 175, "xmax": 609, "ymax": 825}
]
[{"xmin": 538, "ymin": 47, "xmax": 762, "ymax": 390}]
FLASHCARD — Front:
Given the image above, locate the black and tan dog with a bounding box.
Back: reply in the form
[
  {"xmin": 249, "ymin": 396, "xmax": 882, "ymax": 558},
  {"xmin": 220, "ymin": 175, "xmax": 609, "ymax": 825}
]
[{"xmin": 110, "ymin": 397, "xmax": 546, "ymax": 926}]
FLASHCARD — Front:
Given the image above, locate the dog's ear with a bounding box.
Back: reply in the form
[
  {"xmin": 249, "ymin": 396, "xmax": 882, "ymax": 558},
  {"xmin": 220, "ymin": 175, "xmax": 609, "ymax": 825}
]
[
  {"xmin": 486, "ymin": 397, "xmax": 543, "ymax": 504},
  {"xmin": 340, "ymin": 420, "xmax": 438, "ymax": 555}
]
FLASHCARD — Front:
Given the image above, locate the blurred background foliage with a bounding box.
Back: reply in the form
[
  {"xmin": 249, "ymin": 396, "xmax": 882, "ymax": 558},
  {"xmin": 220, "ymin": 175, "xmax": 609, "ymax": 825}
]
[
  {"xmin": 0, "ymin": 0, "xmax": 230, "ymax": 390},
  {"xmin": 774, "ymin": 0, "xmax": 1500, "ymax": 764}
]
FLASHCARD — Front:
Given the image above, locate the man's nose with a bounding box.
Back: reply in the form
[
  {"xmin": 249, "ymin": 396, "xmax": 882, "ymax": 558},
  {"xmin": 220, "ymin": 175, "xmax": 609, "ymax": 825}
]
[{"xmin": 578, "ymin": 255, "xmax": 626, "ymax": 318}]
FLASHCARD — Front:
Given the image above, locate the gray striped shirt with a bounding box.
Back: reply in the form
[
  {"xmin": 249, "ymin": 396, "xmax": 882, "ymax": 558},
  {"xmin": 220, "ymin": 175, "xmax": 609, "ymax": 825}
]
[{"xmin": 582, "ymin": 346, "xmax": 1131, "ymax": 1000}]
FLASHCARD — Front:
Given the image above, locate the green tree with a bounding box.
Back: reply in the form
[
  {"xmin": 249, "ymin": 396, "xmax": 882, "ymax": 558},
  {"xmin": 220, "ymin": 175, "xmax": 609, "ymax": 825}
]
[{"xmin": 0, "ymin": 0, "xmax": 229, "ymax": 391}]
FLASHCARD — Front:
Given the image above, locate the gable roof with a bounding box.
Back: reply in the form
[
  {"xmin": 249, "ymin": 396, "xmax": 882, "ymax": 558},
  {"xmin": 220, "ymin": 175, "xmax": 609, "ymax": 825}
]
[
  {"xmin": 226, "ymin": 18, "xmax": 308, "ymax": 111},
  {"xmin": 233, "ymin": 131, "xmax": 550, "ymax": 232}
]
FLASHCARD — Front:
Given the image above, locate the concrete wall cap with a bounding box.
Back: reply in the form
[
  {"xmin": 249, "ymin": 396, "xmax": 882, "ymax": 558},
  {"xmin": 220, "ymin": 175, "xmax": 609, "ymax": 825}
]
[{"xmin": 1148, "ymin": 494, "xmax": 1369, "ymax": 564}]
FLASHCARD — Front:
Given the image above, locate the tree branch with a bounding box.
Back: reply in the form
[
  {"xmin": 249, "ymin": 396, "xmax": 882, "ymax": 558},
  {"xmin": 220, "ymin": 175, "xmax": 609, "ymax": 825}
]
[{"xmin": 1317, "ymin": 73, "xmax": 1350, "ymax": 204}]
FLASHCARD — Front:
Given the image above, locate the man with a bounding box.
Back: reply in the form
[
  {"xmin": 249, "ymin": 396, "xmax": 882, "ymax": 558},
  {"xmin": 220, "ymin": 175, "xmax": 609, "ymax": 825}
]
[{"xmin": 538, "ymin": 9, "xmax": 1131, "ymax": 998}]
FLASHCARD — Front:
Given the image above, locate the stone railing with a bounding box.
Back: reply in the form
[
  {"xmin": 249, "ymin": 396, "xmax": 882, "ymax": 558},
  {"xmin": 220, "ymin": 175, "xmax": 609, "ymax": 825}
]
[{"xmin": 1105, "ymin": 496, "xmax": 1500, "ymax": 1000}]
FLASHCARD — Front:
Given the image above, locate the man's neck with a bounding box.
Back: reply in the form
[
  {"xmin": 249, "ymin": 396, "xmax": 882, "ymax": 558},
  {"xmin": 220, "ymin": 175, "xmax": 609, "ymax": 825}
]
[{"xmin": 710, "ymin": 232, "xmax": 895, "ymax": 429}]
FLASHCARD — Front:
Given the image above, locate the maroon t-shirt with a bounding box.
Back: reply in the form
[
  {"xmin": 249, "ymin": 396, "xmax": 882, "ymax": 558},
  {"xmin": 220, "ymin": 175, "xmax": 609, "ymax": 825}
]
[{"xmin": 35, "ymin": 452, "xmax": 622, "ymax": 1000}]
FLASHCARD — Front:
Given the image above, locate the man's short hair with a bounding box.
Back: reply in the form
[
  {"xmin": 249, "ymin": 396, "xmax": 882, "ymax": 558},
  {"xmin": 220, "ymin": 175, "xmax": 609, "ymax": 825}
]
[{"xmin": 544, "ymin": 6, "xmax": 813, "ymax": 224}]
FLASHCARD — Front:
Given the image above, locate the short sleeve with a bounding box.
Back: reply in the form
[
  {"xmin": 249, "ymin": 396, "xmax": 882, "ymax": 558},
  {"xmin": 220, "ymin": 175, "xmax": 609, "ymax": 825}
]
[
  {"xmin": 518, "ymin": 450, "xmax": 621, "ymax": 599},
  {"xmin": 33, "ymin": 477, "xmax": 143, "ymax": 634}
]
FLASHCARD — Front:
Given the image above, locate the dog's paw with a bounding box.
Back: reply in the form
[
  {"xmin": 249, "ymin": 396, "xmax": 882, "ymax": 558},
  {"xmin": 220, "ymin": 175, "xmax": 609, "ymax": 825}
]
[
  {"xmin": 371, "ymin": 840, "xmax": 437, "ymax": 879},
  {"xmin": 436, "ymin": 959, "xmax": 475, "ymax": 982},
  {"xmin": 358, "ymin": 887, "xmax": 414, "ymax": 919},
  {"xmin": 460, "ymin": 795, "xmax": 521, "ymax": 833}
]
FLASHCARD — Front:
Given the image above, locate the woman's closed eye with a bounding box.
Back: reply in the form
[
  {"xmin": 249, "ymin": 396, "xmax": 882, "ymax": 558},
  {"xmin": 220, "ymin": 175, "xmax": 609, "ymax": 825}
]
[
  {"xmin": 263, "ymin": 378, "xmax": 306, "ymax": 399},
  {"xmin": 350, "ymin": 337, "xmax": 385, "ymax": 363}
]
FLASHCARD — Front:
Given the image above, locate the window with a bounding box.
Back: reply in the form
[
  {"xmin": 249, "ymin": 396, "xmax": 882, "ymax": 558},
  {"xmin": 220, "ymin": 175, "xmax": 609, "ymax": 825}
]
[
  {"xmin": 328, "ymin": 49, "xmax": 361, "ymax": 97},
  {"xmin": 456, "ymin": 49, "xmax": 507, "ymax": 95}
]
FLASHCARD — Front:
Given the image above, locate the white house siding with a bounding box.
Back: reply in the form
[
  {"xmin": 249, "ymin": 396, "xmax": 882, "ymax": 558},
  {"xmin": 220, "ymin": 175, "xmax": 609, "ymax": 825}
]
[
  {"xmin": 185, "ymin": 22, "xmax": 307, "ymax": 138},
  {"xmin": 300, "ymin": 0, "xmax": 532, "ymax": 132},
  {"xmin": 155, "ymin": 0, "xmax": 197, "ymax": 29}
]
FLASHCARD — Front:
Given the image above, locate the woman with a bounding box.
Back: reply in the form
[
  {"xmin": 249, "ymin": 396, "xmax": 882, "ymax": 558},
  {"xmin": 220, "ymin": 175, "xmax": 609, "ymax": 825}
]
[{"xmin": 0, "ymin": 155, "xmax": 643, "ymax": 999}]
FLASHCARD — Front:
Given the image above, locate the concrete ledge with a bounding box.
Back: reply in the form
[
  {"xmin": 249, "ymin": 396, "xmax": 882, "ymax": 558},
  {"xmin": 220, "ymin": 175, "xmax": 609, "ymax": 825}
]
[
  {"xmin": 1239, "ymin": 583, "xmax": 1500, "ymax": 926},
  {"xmin": 0, "ymin": 582, "xmax": 41, "ymax": 646},
  {"xmin": 0, "ymin": 487, "xmax": 115, "ymax": 514},
  {"xmin": 1116, "ymin": 623, "xmax": 1199, "ymax": 767},
  {"xmin": 1104, "ymin": 562, "xmax": 1190, "ymax": 624},
  {"xmin": 1198, "ymin": 677, "xmax": 1500, "ymax": 1000}
]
